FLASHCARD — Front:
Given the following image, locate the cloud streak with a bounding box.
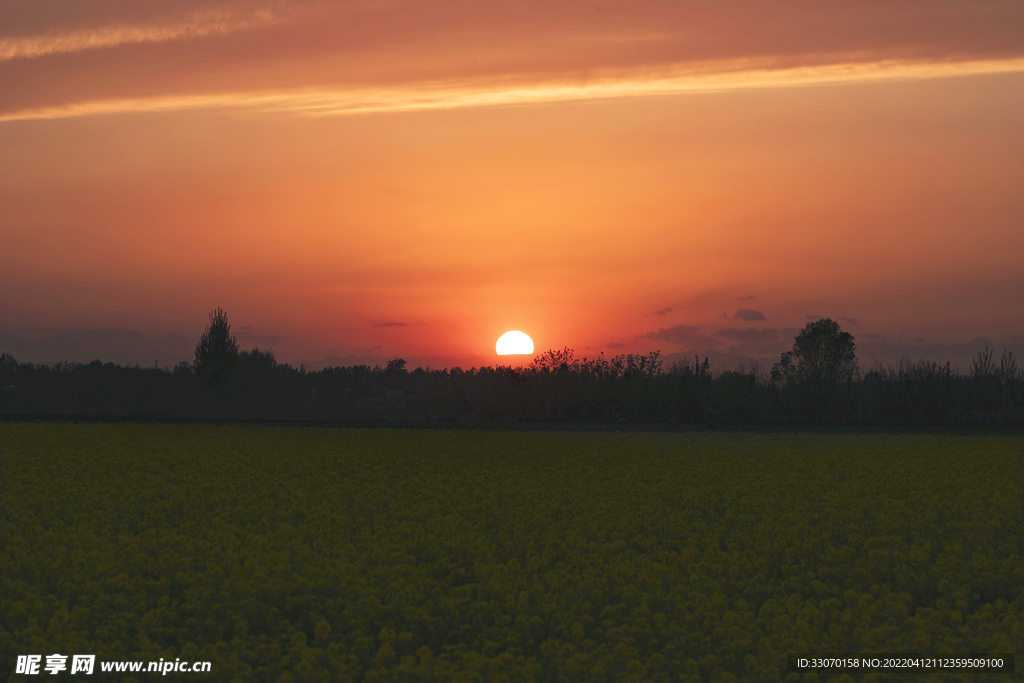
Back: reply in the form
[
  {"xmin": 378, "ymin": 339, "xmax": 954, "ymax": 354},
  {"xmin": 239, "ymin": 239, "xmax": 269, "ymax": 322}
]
[
  {"xmin": 4, "ymin": 55, "xmax": 1024, "ymax": 123},
  {"xmin": 4, "ymin": 0, "xmax": 1023, "ymax": 122},
  {"xmin": 0, "ymin": 9, "xmax": 278, "ymax": 62}
]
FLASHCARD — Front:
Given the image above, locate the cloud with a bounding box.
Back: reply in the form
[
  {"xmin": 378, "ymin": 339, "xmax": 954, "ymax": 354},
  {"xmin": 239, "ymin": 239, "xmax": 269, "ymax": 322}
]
[
  {"xmin": 638, "ymin": 324, "xmax": 707, "ymax": 345},
  {"xmin": 734, "ymin": 308, "xmax": 767, "ymax": 321},
  {"xmin": 372, "ymin": 322, "xmax": 410, "ymax": 327},
  {"xmin": 716, "ymin": 327, "xmax": 778, "ymax": 343},
  {"xmin": 739, "ymin": 295, "xmax": 756, "ymax": 300},
  {"xmin": 839, "ymin": 316, "xmax": 859, "ymax": 325},
  {"xmin": 606, "ymin": 342, "xmax": 625, "ymax": 349},
  {"xmin": 653, "ymin": 307, "xmax": 672, "ymax": 316},
  {"xmin": 7, "ymin": 57, "xmax": 1024, "ymax": 124},
  {"xmin": 0, "ymin": 8, "xmax": 279, "ymax": 62},
  {"xmin": 806, "ymin": 314, "xmax": 823, "ymax": 321},
  {"xmin": 4, "ymin": 0, "xmax": 1024, "ymax": 122}
]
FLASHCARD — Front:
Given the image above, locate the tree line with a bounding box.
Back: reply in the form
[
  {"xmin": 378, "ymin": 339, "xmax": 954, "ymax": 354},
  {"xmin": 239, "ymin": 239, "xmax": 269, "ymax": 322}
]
[{"xmin": 1, "ymin": 310, "xmax": 1022, "ymax": 426}]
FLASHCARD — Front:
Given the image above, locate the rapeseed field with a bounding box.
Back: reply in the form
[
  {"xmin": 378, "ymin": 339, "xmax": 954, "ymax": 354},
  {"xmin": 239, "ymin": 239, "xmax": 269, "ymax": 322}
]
[{"xmin": 1, "ymin": 424, "xmax": 1020, "ymax": 681}]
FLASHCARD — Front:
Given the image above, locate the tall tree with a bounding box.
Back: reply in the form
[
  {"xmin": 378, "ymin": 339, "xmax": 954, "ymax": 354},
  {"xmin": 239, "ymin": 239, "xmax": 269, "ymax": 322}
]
[
  {"xmin": 194, "ymin": 307, "xmax": 240, "ymax": 388},
  {"xmin": 772, "ymin": 318, "xmax": 857, "ymax": 420}
]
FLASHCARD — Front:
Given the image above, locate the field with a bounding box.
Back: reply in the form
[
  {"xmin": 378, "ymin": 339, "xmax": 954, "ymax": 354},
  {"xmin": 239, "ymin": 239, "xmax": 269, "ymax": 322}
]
[{"xmin": 1, "ymin": 424, "xmax": 1021, "ymax": 682}]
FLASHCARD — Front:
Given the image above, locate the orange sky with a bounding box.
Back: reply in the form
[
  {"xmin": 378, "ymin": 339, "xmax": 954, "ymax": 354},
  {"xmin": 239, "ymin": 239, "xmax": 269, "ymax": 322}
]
[{"xmin": 2, "ymin": 0, "xmax": 1023, "ymax": 370}]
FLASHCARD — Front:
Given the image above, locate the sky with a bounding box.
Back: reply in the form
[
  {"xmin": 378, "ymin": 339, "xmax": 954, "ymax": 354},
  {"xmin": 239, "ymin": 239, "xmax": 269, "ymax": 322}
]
[{"xmin": 2, "ymin": 0, "xmax": 1023, "ymax": 372}]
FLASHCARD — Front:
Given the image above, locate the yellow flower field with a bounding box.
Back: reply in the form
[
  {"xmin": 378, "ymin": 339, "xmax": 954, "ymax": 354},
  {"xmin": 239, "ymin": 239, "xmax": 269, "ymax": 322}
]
[{"xmin": 1, "ymin": 424, "xmax": 1020, "ymax": 681}]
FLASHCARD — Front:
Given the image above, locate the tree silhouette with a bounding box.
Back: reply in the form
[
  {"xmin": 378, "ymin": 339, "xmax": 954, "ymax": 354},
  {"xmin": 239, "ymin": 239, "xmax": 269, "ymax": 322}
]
[
  {"xmin": 772, "ymin": 318, "xmax": 857, "ymax": 420},
  {"xmin": 194, "ymin": 307, "xmax": 240, "ymax": 388}
]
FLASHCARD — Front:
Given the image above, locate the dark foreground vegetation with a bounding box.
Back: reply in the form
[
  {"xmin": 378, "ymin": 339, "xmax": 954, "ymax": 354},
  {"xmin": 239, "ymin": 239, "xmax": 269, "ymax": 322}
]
[
  {"xmin": 1, "ymin": 314, "xmax": 1022, "ymax": 427},
  {"xmin": 2, "ymin": 426, "xmax": 1020, "ymax": 682}
]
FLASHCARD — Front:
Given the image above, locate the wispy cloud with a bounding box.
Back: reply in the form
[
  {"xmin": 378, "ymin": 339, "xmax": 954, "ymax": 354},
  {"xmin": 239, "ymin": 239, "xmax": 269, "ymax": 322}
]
[
  {"xmin": 4, "ymin": 56, "xmax": 1024, "ymax": 123},
  {"xmin": 0, "ymin": 9, "xmax": 277, "ymax": 62},
  {"xmin": 653, "ymin": 306, "xmax": 673, "ymax": 316}
]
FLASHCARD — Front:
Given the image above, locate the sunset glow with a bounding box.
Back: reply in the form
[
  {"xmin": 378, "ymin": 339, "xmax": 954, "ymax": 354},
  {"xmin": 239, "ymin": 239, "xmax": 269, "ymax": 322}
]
[{"xmin": 2, "ymin": 0, "xmax": 1022, "ymax": 371}]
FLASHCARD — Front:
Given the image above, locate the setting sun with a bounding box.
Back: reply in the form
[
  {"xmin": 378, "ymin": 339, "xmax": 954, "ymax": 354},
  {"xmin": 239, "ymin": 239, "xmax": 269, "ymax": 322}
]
[{"xmin": 496, "ymin": 331, "xmax": 534, "ymax": 356}]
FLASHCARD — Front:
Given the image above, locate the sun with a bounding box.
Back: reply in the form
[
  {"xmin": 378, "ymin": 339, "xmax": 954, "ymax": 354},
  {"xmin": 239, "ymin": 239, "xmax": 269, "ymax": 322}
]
[{"xmin": 496, "ymin": 331, "xmax": 534, "ymax": 355}]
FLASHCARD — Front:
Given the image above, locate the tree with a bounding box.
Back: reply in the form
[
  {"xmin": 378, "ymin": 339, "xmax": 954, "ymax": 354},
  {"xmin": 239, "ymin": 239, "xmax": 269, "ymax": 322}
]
[
  {"xmin": 194, "ymin": 307, "xmax": 240, "ymax": 388},
  {"xmin": 772, "ymin": 318, "xmax": 857, "ymax": 420}
]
